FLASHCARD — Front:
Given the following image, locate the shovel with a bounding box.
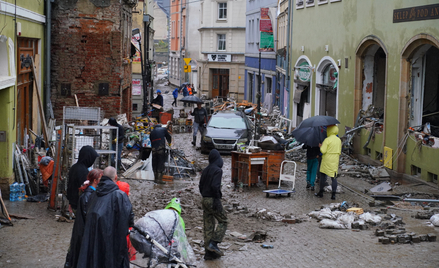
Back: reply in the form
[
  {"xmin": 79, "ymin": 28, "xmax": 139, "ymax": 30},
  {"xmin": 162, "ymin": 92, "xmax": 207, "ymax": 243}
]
[{"xmin": 371, "ymin": 195, "xmax": 439, "ymax": 203}]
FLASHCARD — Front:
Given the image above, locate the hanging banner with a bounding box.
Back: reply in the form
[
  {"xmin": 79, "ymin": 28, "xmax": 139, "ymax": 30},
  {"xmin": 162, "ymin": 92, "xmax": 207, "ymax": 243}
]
[
  {"xmin": 132, "ymin": 79, "xmax": 142, "ymax": 95},
  {"xmin": 131, "ymin": 37, "xmax": 141, "ymax": 64},
  {"xmin": 260, "ymin": 20, "xmax": 273, "ymax": 32},
  {"xmin": 295, "ymin": 61, "xmax": 311, "ymax": 82},
  {"xmin": 261, "ymin": 8, "xmax": 270, "ymax": 19},
  {"xmin": 259, "ymin": 32, "xmax": 274, "ymax": 51}
]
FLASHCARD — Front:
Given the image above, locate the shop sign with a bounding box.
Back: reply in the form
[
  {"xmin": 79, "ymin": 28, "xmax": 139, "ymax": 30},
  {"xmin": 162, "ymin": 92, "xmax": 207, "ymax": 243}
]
[
  {"xmin": 132, "ymin": 79, "xmax": 141, "ymax": 95},
  {"xmin": 296, "ymin": 61, "xmax": 311, "ymax": 82},
  {"xmin": 393, "ymin": 3, "xmax": 439, "ymax": 23},
  {"xmin": 208, "ymin": 54, "xmax": 231, "ymax": 62}
]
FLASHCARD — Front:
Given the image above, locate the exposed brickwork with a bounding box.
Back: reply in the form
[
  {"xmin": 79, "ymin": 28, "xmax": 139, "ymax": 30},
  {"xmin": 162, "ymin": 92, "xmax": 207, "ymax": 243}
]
[{"xmin": 51, "ymin": 0, "xmax": 133, "ymax": 121}]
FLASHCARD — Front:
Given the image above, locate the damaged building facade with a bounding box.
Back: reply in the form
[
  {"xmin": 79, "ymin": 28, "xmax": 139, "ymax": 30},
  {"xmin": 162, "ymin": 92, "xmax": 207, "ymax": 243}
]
[
  {"xmin": 51, "ymin": 0, "xmax": 137, "ymax": 121},
  {"xmin": 290, "ymin": 0, "xmax": 439, "ymax": 184}
]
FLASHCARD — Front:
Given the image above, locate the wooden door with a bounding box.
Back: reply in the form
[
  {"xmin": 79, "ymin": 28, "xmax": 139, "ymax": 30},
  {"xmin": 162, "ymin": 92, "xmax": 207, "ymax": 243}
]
[
  {"xmin": 17, "ymin": 38, "xmax": 37, "ymax": 145},
  {"xmin": 212, "ymin": 69, "xmax": 229, "ymax": 99}
]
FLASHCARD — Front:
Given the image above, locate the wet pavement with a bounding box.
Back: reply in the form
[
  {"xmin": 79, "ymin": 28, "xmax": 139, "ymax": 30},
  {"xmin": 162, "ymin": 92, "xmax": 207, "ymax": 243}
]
[{"xmin": 0, "ymin": 77, "xmax": 439, "ymax": 267}]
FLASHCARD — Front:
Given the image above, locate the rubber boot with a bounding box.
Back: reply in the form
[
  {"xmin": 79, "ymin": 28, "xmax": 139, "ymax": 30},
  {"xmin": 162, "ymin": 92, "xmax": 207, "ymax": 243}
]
[
  {"xmin": 207, "ymin": 241, "xmax": 224, "ymax": 256},
  {"xmin": 192, "ymin": 136, "xmax": 196, "ymax": 146},
  {"xmin": 331, "ymin": 192, "xmax": 336, "ymax": 200},
  {"xmin": 154, "ymin": 171, "xmax": 158, "ymax": 183},
  {"xmin": 314, "ymin": 190, "xmax": 323, "ymax": 198},
  {"xmin": 156, "ymin": 172, "xmax": 166, "ymax": 184}
]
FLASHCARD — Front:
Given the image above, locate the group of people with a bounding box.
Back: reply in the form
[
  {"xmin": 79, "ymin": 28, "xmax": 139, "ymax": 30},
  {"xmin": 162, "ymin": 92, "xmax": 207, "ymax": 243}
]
[
  {"xmin": 65, "ymin": 146, "xmax": 134, "ymax": 267},
  {"xmin": 304, "ymin": 125, "xmax": 342, "ymax": 200},
  {"xmin": 171, "ymin": 84, "xmax": 195, "ymax": 107}
]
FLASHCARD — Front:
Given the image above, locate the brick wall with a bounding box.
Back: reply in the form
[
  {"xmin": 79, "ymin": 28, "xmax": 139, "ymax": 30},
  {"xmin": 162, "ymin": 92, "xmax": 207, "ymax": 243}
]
[{"xmin": 51, "ymin": 0, "xmax": 133, "ymax": 121}]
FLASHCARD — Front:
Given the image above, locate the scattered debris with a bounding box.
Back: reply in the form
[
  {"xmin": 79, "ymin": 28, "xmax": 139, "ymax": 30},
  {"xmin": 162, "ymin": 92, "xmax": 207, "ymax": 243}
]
[{"xmin": 369, "ymin": 182, "xmax": 392, "ymax": 193}]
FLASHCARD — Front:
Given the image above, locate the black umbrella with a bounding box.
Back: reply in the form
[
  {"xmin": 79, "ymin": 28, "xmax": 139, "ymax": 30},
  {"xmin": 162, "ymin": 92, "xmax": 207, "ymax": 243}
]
[
  {"xmin": 299, "ymin": 115, "xmax": 340, "ymax": 128},
  {"xmin": 179, "ymin": 95, "xmax": 203, "ymax": 104},
  {"xmin": 179, "ymin": 82, "xmax": 190, "ymax": 90},
  {"xmin": 291, "ymin": 126, "xmax": 326, "ymax": 147}
]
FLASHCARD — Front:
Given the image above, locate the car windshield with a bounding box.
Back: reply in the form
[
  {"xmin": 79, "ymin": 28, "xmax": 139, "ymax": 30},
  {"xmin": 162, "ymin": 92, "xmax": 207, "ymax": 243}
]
[{"xmin": 209, "ymin": 115, "xmax": 247, "ymax": 129}]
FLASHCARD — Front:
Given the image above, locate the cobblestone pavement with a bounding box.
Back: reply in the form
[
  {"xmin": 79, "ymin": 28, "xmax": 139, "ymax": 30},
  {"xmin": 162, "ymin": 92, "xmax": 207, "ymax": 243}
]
[{"xmin": 0, "ymin": 81, "xmax": 438, "ymax": 268}]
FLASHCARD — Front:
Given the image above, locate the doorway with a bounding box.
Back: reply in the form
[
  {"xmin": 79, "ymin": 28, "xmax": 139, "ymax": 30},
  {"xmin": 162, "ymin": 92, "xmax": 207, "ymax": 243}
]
[
  {"xmin": 212, "ymin": 69, "xmax": 229, "ymax": 98},
  {"xmin": 16, "ymin": 38, "xmax": 38, "ymax": 145}
]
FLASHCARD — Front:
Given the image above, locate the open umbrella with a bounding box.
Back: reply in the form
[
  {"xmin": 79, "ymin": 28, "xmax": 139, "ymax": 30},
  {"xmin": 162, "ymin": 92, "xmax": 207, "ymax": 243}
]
[
  {"xmin": 179, "ymin": 82, "xmax": 190, "ymax": 90},
  {"xmin": 179, "ymin": 95, "xmax": 203, "ymax": 104},
  {"xmin": 299, "ymin": 115, "xmax": 340, "ymax": 128},
  {"xmin": 291, "ymin": 125, "xmax": 326, "ymax": 147}
]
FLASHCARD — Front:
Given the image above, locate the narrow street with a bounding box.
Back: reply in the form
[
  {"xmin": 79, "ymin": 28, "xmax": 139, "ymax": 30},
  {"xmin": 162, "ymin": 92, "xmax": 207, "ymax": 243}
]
[{"xmin": 1, "ymin": 77, "xmax": 438, "ymax": 268}]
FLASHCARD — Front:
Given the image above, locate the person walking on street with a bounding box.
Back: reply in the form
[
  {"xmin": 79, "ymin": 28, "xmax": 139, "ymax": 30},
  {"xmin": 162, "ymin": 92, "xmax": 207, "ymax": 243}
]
[
  {"xmin": 191, "ymin": 102, "xmax": 208, "ymax": 147},
  {"xmin": 150, "ymin": 124, "xmax": 172, "ymax": 184},
  {"xmin": 172, "ymin": 88, "xmax": 179, "ymax": 107},
  {"xmin": 182, "ymin": 85, "xmax": 189, "ymax": 107},
  {"xmin": 199, "ymin": 149, "xmax": 228, "ymax": 260},
  {"xmin": 151, "ymin": 89, "xmax": 164, "ymax": 107},
  {"xmin": 109, "ymin": 118, "xmax": 125, "ymax": 171},
  {"xmin": 303, "ymin": 145, "xmax": 320, "ymax": 191},
  {"xmin": 65, "ymin": 169, "xmax": 103, "ymax": 268},
  {"xmin": 315, "ymin": 125, "xmax": 341, "ymax": 200},
  {"xmin": 67, "ymin": 145, "xmax": 99, "ymax": 215},
  {"xmin": 77, "ymin": 166, "xmax": 134, "ymax": 268}
]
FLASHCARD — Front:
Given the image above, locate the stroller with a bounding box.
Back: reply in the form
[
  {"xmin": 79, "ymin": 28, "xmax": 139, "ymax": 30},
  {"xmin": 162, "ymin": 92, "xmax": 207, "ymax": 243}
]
[{"xmin": 130, "ymin": 209, "xmax": 196, "ymax": 268}]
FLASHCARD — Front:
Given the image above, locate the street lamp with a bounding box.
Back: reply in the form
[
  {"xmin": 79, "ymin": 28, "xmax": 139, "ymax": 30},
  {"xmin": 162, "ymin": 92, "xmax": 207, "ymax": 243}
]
[{"xmin": 143, "ymin": 14, "xmax": 154, "ymax": 109}]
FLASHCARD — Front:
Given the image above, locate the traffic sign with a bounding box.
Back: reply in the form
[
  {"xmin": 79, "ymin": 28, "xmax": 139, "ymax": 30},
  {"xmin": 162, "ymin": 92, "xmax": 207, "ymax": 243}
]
[
  {"xmin": 184, "ymin": 65, "xmax": 191, "ymax": 73},
  {"xmin": 184, "ymin": 58, "xmax": 191, "ymax": 65}
]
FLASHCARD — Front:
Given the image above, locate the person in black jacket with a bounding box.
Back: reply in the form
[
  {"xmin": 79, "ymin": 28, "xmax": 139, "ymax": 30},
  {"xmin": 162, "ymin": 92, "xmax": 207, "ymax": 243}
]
[
  {"xmin": 190, "ymin": 102, "xmax": 208, "ymax": 146},
  {"xmin": 65, "ymin": 169, "xmax": 103, "ymax": 268},
  {"xmin": 151, "ymin": 89, "xmax": 164, "ymax": 107},
  {"xmin": 303, "ymin": 145, "xmax": 320, "ymax": 191},
  {"xmin": 77, "ymin": 166, "xmax": 134, "ymax": 268},
  {"xmin": 67, "ymin": 146, "xmax": 99, "ymax": 214},
  {"xmin": 109, "ymin": 118, "xmax": 125, "ymax": 171},
  {"xmin": 199, "ymin": 149, "xmax": 228, "ymax": 260},
  {"xmin": 150, "ymin": 124, "xmax": 172, "ymax": 184}
]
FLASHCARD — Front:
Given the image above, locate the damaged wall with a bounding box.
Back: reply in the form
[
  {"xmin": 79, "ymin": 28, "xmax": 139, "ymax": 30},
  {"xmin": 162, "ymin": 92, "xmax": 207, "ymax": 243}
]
[{"xmin": 51, "ymin": 0, "xmax": 134, "ymax": 121}]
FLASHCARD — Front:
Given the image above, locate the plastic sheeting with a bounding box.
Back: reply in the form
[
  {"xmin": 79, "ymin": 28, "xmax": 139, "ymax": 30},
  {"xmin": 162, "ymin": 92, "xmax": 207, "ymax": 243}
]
[{"xmin": 130, "ymin": 209, "xmax": 195, "ymax": 267}]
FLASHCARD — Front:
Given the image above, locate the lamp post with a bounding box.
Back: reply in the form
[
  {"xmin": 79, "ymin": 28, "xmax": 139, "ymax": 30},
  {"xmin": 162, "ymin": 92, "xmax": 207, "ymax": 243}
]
[
  {"xmin": 143, "ymin": 14, "xmax": 154, "ymax": 115},
  {"xmin": 256, "ymin": 43, "xmax": 262, "ymax": 140}
]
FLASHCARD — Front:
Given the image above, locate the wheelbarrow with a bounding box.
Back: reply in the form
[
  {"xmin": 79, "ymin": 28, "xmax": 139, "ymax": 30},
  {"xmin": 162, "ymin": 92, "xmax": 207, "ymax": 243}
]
[{"xmin": 263, "ymin": 160, "xmax": 296, "ymax": 198}]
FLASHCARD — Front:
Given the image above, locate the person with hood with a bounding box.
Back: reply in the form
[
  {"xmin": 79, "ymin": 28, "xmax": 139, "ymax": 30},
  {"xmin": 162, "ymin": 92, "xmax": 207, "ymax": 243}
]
[
  {"xmin": 199, "ymin": 149, "xmax": 228, "ymax": 260},
  {"xmin": 108, "ymin": 118, "xmax": 125, "ymax": 171},
  {"xmin": 315, "ymin": 125, "xmax": 341, "ymax": 200},
  {"xmin": 67, "ymin": 145, "xmax": 99, "ymax": 214},
  {"xmin": 172, "ymin": 88, "xmax": 179, "ymax": 107},
  {"xmin": 165, "ymin": 197, "xmax": 185, "ymax": 231},
  {"xmin": 77, "ymin": 166, "xmax": 134, "ymax": 268},
  {"xmin": 190, "ymin": 102, "xmax": 208, "ymax": 147},
  {"xmin": 151, "ymin": 89, "xmax": 164, "ymax": 107},
  {"xmin": 150, "ymin": 124, "xmax": 172, "ymax": 184},
  {"xmin": 65, "ymin": 169, "xmax": 103, "ymax": 268},
  {"xmin": 182, "ymin": 85, "xmax": 189, "ymax": 107}
]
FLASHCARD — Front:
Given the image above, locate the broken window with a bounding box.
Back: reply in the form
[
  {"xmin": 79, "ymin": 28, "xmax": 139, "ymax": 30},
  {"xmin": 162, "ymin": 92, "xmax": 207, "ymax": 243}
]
[
  {"xmin": 410, "ymin": 45, "xmax": 439, "ymax": 136},
  {"xmin": 317, "ymin": 64, "xmax": 337, "ymax": 117},
  {"xmin": 361, "ymin": 45, "xmax": 386, "ymax": 118}
]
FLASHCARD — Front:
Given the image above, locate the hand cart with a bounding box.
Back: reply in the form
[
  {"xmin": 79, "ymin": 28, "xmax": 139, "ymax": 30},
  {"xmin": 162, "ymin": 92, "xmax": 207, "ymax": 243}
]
[{"xmin": 263, "ymin": 160, "xmax": 296, "ymax": 198}]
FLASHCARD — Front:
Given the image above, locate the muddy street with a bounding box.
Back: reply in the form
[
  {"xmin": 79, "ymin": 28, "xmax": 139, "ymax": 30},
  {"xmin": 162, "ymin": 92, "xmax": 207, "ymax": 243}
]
[{"xmin": 1, "ymin": 78, "xmax": 439, "ymax": 267}]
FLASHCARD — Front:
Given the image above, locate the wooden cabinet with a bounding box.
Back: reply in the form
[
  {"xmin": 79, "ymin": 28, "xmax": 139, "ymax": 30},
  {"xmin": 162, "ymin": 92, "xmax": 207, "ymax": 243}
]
[{"xmin": 231, "ymin": 150, "xmax": 285, "ymax": 188}]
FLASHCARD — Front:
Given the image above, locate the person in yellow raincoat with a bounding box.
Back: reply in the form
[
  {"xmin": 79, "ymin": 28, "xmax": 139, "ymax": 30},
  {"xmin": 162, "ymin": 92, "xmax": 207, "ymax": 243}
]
[{"xmin": 315, "ymin": 125, "xmax": 341, "ymax": 200}]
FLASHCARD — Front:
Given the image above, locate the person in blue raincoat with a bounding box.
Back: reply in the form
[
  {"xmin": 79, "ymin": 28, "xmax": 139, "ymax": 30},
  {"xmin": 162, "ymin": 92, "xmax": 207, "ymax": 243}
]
[
  {"xmin": 315, "ymin": 125, "xmax": 341, "ymax": 200},
  {"xmin": 172, "ymin": 88, "xmax": 179, "ymax": 107}
]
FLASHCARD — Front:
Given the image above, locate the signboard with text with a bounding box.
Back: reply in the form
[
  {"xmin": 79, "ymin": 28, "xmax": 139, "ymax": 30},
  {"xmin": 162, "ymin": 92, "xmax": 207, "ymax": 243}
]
[
  {"xmin": 132, "ymin": 79, "xmax": 142, "ymax": 95},
  {"xmin": 208, "ymin": 54, "xmax": 231, "ymax": 62},
  {"xmin": 393, "ymin": 4, "xmax": 439, "ymax": 23}
]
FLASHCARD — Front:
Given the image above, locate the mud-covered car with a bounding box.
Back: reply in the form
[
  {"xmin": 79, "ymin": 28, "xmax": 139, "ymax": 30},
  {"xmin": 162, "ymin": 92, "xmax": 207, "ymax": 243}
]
[{"xmin": 200, "ymin": 110, "xmax": 252, "ymax": 154}]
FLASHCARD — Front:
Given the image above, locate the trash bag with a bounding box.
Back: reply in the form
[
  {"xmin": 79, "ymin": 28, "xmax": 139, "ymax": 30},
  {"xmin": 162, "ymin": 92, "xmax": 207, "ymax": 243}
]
[
  {"xmin": 319, "ymin": 219, "xmax": 346, "ymax": 229},
  {"xmin": 359, "ymin": 212, "xmax": 382, "ymax": 224},
  {"xmin": 337, "ymin": 213, "xmax": 357, "ymax": 229},
  {"xmin": 430, "ymin": 214, "xmax": 439, "ymax": 227},
  {"xmin": 130, "ymin": 209, "xmax": 195, "ymax": 267}
]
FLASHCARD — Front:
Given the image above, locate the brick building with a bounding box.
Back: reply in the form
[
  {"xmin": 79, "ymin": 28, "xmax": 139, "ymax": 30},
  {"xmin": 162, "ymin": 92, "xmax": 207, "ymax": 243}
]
[{"xmin": 51, "ymin": 0, "xmax": 137, "ymax": 121}]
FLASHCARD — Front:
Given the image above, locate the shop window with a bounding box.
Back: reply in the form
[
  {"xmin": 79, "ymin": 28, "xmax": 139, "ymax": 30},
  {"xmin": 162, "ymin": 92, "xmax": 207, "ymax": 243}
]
[
  {"xmin": 410, "ymin": 46, "xmax": 439, "ymax": 132},
  {"xmin": 317, "ymin": 63, "xmax": 337, "ymax": 117},
  {"xmin": 361, "ymin": 46, "xmax": 386, "ymax": 117},
  {"xmin": 265, "ymin": 77, "xmax": 272, "ymax": 94}
]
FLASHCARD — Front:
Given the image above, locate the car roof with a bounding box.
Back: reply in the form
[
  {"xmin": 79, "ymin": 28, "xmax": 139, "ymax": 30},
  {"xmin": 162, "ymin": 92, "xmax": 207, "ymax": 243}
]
[{"xmin": 212, "ymin": 110, "xmax": 244, "ymax": 117}]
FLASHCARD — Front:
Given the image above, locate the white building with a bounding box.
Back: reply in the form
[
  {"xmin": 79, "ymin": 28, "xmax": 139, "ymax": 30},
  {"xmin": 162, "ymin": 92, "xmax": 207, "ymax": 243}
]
[{"xmin": 197, "ymin": 0, "xmax": 247, "ymax": 100}]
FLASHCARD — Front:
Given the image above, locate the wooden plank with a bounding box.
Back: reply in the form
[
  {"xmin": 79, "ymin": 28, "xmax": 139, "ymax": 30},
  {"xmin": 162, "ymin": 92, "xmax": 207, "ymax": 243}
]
[
  {"xmin": 48, "ymin": 128, "xmax": 62, "ymax": 211},
  {"xmin": 32, "ymin": 55, "xmax": 40, "ymax": 138},
  {"xmin": 31, "ymin": 57, "xmax": 49, "ymax": 144}
]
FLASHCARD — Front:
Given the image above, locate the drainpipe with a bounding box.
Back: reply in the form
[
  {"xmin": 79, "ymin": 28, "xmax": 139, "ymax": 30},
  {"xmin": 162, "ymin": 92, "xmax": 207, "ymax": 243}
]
[
  {"xmin": 286, "ymin": 0, "xmax": 292, "ymax": 119},
  {"xmin": 45, "ymin": 0, "xmax": 52, "ymax": 118}
]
